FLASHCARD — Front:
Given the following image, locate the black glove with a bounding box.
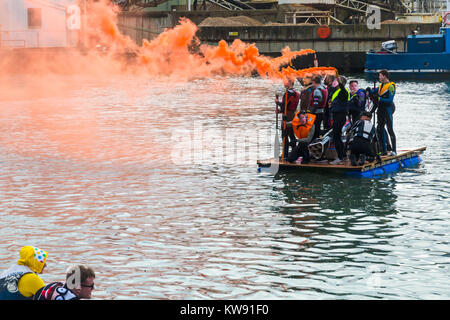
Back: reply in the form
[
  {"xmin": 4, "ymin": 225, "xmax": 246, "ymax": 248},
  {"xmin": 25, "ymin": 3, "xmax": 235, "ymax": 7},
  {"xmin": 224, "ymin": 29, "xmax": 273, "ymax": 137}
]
[{"xmin": 282, "ymin": 115, "xmax": 287, "ymax": 121}]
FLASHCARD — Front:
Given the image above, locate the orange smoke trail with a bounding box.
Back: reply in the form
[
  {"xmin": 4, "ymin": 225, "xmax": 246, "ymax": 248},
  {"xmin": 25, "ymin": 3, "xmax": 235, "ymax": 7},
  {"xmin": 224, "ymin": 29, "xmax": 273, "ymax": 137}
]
[
  {"xmin": 281, "ymin": 66, "xmax": 339, "ymax": 81},
  {"xmin": 200, "ymin": 39, "xmax": 318, "ymax": 80}
]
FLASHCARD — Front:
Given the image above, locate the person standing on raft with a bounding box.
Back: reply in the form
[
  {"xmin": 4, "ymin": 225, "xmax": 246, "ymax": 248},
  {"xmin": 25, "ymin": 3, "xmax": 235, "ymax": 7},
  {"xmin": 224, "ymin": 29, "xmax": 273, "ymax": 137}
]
[
  {"xmin": 275, "ymin": 78, "xmax": 300, "ymax": 160},
  {"xmin": 367, "ymin": 69, "xmax": 397, "ymax": 156},
  {"xmin": 348, "ymin": 80, "xmax": 366, "ymax": 124},
  {"xmin": 309, "ymin": 76, "xmax": 328, "ymax": 141},
  {"xmin": 323, "ymin": 75, "xmax": 338, "ymax": 131},
  {"xmin": 329, "ymin": 76, "xmax": 351, "ymax": 165},
  {"xmin": 297, "ymin": 77, "xmax": 313, "ymax": 112}
]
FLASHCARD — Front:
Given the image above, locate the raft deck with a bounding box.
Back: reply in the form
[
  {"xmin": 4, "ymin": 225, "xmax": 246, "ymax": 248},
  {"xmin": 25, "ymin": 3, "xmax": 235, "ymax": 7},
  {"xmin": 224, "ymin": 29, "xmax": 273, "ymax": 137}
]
[{"xmin": 257, "ymin": 147, "xmax": 426, "ymax": 178}]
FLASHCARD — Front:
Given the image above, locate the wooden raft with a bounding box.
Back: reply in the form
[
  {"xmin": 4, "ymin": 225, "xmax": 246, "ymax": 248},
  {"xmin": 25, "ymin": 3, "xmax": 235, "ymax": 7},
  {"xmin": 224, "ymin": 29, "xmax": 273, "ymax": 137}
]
[{"xmin": 257, "ymin": 147, "xmax": 427, "ymax": 174}]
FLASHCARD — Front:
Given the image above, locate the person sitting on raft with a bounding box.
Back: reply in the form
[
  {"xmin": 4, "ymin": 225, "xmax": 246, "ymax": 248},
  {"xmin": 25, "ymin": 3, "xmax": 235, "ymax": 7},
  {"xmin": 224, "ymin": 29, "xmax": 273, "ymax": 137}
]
[
  {"xmin": 287, "ymin": 111, "xmax": 316, "ymax": 164},
  {"xmin": 347, "ymin": 111, "xmax": 376, "ymax": 166},
  {"xmin": 275, "ymin": 78, "xmax": 300, "ymax": 159},
  {"xmin": 0, "ymin": 246, "xmax": 48, "ymax": 300}
]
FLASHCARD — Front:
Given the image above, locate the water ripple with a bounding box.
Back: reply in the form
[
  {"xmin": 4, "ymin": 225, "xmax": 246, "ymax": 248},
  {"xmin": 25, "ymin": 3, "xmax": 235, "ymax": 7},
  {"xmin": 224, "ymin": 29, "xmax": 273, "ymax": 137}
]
[{"xmin": 0, "ymin": 76, "xmax": 449, "ymax": 299}]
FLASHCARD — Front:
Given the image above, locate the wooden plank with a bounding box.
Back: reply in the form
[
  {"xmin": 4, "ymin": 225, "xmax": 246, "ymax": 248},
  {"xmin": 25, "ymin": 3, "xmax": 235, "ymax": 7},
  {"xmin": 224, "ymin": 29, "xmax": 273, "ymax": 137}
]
[{"xmin": 257, "ymin": 147, "xmax": 426, "ymax": 172}]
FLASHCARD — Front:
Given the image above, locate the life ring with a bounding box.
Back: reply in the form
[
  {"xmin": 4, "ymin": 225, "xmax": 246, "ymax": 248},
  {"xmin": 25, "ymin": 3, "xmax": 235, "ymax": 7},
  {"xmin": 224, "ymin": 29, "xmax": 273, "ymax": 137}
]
[
  {"xmin": 444, "ymin": 12, "xmax": 450, "ymax": 25},
  {"xmin": 317, "ymin": 26, "xmax": 331, "ymax": 39}
]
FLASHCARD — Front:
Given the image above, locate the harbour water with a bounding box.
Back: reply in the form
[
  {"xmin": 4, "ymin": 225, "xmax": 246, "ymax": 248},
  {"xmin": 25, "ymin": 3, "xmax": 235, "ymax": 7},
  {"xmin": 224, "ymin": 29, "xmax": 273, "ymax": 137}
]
[{"xmin": 0, "ymin": 75, "xmax": 448, "ymax": 299}]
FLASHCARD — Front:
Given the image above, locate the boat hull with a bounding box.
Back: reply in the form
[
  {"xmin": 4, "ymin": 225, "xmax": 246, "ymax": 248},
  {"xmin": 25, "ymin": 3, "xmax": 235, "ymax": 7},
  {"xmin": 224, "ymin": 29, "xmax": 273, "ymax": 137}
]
[{"xmin": 364, "ymin": 52, "xmax": 450, "ymax": 80}]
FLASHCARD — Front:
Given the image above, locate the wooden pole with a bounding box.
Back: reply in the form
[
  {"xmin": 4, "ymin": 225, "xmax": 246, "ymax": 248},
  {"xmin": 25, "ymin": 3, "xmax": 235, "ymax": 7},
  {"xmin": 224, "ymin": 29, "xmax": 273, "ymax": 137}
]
[{"xmin": 281, "ymin": 90, "xmax": 288, "ymax": 160}]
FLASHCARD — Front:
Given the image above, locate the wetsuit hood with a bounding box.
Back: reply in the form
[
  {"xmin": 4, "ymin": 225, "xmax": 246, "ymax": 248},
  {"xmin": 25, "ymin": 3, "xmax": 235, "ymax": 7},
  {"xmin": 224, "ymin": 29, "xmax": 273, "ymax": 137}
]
[{"xmin": 17, "ymin": 246, "xmax": 48, "ymax": 274}]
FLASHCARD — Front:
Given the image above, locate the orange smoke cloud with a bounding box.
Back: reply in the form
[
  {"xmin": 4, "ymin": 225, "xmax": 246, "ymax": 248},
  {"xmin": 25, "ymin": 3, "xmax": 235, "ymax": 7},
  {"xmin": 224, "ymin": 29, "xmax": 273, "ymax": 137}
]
[
  {"xmin": 0, "ymin": 0, "xmax": 337, "ymax": 81},
  {"xmin": 134, "ymin": 18, "xmax": 331, "ymax": 81},
  {"xmin": 80, "ymin": 1, "xmax": 336, "ymax": 81}
]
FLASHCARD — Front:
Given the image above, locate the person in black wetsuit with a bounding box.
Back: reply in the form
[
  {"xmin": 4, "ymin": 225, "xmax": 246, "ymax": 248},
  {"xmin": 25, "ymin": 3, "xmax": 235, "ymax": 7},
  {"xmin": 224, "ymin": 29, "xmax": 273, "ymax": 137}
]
[
  {"xmin": 377, "ymin": 70, "xmax": 397, "ymax": 155},
  {"xmin": 347, "ymin": 111, "xmax": 376, "ymax": 166},
  {"xmin": 329, "ymin": 76, "xmax": 350, "ymax": 164},
  {"xmin": 368, "ymin": 69, "xmax": 397, "ymax": 156},
  {"xmin": 323, "ymin": 74, "xmax": 338, "ymax": 131},
  {"xmin": 309, "ymin": 76, "xmax": 328, "ymax": 141}
]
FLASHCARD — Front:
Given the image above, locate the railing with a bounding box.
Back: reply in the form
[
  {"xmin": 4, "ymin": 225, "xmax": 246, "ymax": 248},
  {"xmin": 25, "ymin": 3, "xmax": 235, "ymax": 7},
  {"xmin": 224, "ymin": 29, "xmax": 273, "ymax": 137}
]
[
  {"xmin": 0, "ymin": 30, "xmax": 41, "ymax": 48},
  {"xmin": 121, "ymin": 0, "xmax": 176, "ymax": 7},
  {"xmin": 120, "ymin": 0, "xmax": 255, "ymax": 10},
  {"xmin": 1, "ymin": 40, "xmax": 27, "ymax": 48},
  {"xmin": 393, "ymin": 0, "xmax": 448, "ymax": 14},
  {"xmin": 207, "ymin": 0, "xmax": 256, "ymax": 10},
  {"xmin": 285, "ymin": 11, "xmax": 331, "ymax": 24},
  {"xmin": 27, "ymin": 0, "xmax": 67, "ymax": 11}
]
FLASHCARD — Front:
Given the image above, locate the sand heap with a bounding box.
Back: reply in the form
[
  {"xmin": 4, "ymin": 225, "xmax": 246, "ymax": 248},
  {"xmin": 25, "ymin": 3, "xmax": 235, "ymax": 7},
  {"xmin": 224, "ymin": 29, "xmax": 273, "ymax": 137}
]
[
  {"xmin": 381, "ymin": 19, "xmax": 412, "ymax": 24},
  {"xmin": 199, "ymin": 16, "xmax": 264, "ymax": 27}
]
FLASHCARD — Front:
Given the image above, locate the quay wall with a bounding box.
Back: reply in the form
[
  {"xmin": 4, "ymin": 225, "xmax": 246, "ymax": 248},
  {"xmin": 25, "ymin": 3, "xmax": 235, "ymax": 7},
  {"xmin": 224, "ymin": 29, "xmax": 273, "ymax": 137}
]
[{"xmin": 117, "ymin": 11, "xmax": 441, "ymax": 72}]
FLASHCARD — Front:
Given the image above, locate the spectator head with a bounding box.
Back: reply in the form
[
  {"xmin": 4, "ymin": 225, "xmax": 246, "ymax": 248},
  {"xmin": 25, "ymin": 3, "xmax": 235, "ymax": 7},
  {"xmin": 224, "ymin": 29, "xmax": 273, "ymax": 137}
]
[{"xmin": 66, "ymin": 265, "xmax": 96, "ymax": 299}]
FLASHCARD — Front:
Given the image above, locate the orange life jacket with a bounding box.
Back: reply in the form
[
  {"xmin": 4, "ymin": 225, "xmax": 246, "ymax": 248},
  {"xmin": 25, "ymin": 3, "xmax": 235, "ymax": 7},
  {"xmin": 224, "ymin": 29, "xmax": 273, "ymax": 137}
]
[{"xmin": 292, "ymin": 112, "xmax": 316, "ymax": 140}]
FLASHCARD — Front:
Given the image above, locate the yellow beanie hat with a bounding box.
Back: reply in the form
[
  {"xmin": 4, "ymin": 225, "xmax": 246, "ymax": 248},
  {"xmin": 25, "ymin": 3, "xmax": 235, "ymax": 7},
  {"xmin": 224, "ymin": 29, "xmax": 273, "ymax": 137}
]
[{"xmin": 17, "ymin": 246, "xmax": 48, "ymax": 273}]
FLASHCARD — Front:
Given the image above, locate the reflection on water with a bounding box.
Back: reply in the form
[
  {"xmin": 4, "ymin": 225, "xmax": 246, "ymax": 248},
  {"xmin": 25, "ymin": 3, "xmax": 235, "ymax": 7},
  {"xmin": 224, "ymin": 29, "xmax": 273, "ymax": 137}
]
[{"xmin": 0, "ymin": 75, "xmax": 448, "ymax": 299}]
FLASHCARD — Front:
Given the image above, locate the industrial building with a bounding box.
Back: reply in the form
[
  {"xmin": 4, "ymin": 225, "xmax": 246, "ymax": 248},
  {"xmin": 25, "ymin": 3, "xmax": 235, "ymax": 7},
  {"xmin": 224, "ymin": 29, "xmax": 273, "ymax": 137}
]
[
  {"xmin": 0, "ymin": 0, "xmax": 80, "ymax": 48},
  {"xmin": 118, "ymin": 0, "xmax": 449, "ymax": 24}
]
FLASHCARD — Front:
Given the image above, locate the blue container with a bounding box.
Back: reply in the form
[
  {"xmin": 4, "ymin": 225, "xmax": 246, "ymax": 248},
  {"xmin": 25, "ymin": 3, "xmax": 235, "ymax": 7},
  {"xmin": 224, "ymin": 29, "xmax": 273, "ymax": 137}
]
[{"xmin": 407, "ymin": 34, "xmax": 445, "ymax": 53}]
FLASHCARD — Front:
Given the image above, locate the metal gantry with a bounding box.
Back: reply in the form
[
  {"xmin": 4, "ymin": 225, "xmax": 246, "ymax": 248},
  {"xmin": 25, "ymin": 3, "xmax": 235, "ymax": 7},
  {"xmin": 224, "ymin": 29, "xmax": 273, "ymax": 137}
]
[
  {"xmin": 400, "ymin": 0, "xmax": 448, "ymax": 13},
  {"xmin": 206, "ymin": 0, "xmax": 256, "ymax": 10},
  {"xmin": 285, "ymin": 10, "xmax": 332, "ymax": 24},
  {"xmin": 335, "ymin": 0, "xmax": 392, "ymax": 13},
  {"xmin": 119, "ymin": 0, "xmax": 255, "ymax": 10}
]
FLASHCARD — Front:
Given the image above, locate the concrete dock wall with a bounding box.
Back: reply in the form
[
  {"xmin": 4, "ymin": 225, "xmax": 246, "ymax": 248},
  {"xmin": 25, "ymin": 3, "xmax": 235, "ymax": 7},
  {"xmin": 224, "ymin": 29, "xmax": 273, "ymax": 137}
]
[
  {"xmin": 117, "ymin": 11, "xmax": 441, "ymax": 72},
  {"xmin": 197, "ymin": 23, "xmax": 441, "ymax": 53}
]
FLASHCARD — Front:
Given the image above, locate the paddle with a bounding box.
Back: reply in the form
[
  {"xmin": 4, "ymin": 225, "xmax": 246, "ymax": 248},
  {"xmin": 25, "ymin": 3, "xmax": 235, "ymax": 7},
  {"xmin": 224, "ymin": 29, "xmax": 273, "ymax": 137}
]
[
  {"xmin": 266, "ymin": 94, "xmax": 281, "ymax": 174},
  {"xmin": 275, "ymin": 94, "xmax": 280, "ymax": 159},
  {"xmin": 281, "ymin": 90, "xmax": 289, "ymax": 160}
]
